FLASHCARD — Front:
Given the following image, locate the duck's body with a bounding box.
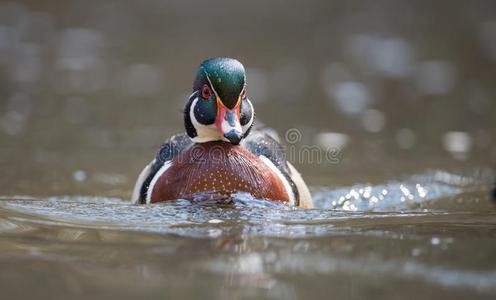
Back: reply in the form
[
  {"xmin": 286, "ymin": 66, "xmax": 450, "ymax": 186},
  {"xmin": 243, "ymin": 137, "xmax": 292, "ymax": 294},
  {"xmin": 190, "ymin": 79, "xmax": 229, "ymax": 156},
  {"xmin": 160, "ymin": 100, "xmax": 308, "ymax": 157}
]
[
  {"xmin": 149, "ymin": 142, "xmax": 290, "ymax": 202},
  {"xmin": 131, "ymin": 58, "xmax": 313, "ymax": 208}
]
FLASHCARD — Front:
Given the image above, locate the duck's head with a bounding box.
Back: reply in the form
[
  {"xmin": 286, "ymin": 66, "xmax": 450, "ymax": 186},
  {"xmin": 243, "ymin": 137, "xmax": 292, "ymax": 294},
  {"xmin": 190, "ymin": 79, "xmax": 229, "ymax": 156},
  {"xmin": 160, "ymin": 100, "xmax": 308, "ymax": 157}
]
[{"xmin": 184, "ymin": 58, "xmax": 254, "ymax": 145}]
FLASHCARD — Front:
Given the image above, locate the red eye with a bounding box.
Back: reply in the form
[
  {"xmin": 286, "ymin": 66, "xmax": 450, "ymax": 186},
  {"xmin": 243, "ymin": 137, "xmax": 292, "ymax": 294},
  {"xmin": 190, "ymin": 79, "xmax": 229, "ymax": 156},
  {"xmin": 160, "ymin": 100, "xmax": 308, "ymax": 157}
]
[
  {"xmin": 241, "ymin": 87, "xmax": 247, "ymax": 99},
  {"xmin": 201, "ymin": 84, "xmax": 212, "ymax": 99}
]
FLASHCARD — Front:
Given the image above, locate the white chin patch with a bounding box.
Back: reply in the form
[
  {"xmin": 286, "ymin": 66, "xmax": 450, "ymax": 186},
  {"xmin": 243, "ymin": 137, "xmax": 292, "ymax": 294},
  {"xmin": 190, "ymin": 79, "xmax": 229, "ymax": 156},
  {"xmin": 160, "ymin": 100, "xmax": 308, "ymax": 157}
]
[{"xmin": 221, "ymin": 118, "xmax": 242, "ymax": 135}]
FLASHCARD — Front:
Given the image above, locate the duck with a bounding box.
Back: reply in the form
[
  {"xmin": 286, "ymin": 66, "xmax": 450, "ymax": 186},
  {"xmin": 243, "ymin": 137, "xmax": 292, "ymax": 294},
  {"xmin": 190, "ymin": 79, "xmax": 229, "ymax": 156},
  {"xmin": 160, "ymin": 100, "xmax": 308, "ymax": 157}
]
[{"xmin": 131, "ymin": 57, "xmax": 313, "ymax": 208}]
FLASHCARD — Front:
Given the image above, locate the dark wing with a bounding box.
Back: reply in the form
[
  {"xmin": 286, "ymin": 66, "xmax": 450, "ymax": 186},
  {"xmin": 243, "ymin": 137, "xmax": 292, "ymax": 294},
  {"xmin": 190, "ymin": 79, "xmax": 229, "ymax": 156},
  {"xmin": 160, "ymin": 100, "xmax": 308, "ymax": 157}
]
[
  {"xmin": 131, "ymin": 133, "xmax": 193, "ymax": 204},
  {"xmin": 241, "ymin": 130, "xmax": 289, "ymax": 173}
]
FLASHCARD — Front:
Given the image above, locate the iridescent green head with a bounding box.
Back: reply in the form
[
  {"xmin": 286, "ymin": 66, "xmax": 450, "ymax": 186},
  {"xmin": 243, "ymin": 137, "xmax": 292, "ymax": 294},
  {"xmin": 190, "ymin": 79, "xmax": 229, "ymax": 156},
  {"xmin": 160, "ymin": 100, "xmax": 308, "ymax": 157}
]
[
  {"xmin": 194, "ymin": 58, "xmax": 246, "ymax": 109},
  {"xmin": 184, "ymin": 58, "xmax": 254, "ymax": 145}
]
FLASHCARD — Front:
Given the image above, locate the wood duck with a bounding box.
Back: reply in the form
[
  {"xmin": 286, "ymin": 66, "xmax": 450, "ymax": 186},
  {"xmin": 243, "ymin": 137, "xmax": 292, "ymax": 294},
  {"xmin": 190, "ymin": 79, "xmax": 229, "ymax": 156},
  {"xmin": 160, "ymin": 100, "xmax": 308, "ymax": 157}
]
[{"xmin": 131, "ymin": 58, "xmax": 312, "ymax": 208}]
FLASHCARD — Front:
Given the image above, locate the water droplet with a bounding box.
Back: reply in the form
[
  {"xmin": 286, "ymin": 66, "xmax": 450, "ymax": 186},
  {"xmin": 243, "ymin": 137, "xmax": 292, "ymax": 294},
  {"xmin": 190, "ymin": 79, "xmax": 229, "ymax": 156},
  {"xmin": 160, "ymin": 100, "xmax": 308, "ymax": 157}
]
[
  {"xmin": 345, "ymin": 35, "xmax": 413, "ymax": 78},
  {"xmin": 208, "ymin": 219, "xmax": 223, "ymax": 224},
  {"xmin": 329, "ymin": 81, "xmax": 371, "ymax": 115},
  {"xmin": 431, "ymin": 237, "xmax": 441, "ymax": 245},
  {"xmin": 73, "ymin": 170, "xmax": 87, "ymax": 182},
  {"xmin": 442, "ymin": 131, "xmax": 472, "ymax": 160},
  {"xmin": 315, "ymin": 132, "xmax": 349, "ymax": 150}
]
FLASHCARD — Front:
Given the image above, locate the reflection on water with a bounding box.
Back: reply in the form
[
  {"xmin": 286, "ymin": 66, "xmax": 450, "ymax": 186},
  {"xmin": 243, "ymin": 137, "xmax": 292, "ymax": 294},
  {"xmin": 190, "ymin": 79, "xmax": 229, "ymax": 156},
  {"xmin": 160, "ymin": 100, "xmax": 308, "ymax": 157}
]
[{"xmin": 0, "ymin": 169, "xmax": 495, "ymax": 299}]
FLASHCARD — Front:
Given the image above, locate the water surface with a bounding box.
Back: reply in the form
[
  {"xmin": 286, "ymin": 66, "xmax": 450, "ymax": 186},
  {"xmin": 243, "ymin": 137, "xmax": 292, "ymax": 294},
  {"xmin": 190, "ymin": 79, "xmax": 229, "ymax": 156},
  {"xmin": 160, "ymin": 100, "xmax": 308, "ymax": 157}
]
[{"xmin": 0, "ymin": 169, "xmax": 494, "ymax": 300}]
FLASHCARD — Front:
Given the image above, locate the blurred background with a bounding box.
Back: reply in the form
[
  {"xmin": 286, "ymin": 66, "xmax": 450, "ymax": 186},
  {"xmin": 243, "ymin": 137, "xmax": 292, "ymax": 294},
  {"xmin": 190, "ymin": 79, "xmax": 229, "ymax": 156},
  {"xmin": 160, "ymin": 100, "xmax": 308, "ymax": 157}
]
[{"xmin": 0, "ymin": 0, "xmax": 495, "ymax": 197}]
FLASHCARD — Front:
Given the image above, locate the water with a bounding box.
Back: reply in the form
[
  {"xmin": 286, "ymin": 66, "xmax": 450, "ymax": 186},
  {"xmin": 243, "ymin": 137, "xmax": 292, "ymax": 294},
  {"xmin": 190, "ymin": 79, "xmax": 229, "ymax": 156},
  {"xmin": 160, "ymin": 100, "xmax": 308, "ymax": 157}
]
[
  {"xmin": 1, "ymin": 0, "xmax": 496, "ymax": 299},
  {"xmin": 0, "ymin": 169, "xmax": 494, "ymax": 300}
]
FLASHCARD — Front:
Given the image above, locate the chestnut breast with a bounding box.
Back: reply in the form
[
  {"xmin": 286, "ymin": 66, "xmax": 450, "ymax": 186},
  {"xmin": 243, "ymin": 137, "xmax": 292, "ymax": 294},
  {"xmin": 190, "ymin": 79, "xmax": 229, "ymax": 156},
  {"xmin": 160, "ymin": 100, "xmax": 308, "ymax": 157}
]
[{"xmin": 149, "ymin": 142, "xmax": 290, "ymax": 203}]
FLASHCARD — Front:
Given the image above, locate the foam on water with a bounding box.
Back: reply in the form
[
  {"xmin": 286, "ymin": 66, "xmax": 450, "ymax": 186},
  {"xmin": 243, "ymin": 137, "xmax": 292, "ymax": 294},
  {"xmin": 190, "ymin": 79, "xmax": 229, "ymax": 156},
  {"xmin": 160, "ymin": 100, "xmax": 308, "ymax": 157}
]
[{"xmin": 0, "ymin": 169, "xmax": 492, "ymax": 237}]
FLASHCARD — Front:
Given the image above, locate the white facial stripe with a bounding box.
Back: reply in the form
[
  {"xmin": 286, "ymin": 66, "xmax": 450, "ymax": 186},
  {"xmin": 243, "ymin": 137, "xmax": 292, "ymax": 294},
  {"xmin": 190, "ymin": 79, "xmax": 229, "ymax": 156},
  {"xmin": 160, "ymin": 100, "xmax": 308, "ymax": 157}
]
[
  {"xmin": 146, "ymin": 161, "xmax": 172, "ymax": 204},
  {"xmin": 203, "ymin": 71, "xmax": 220, "ymax": 99},
  {"xmin": 188, "ymin": 91, "xmax": 198, "ymax": 100},
  {"xmin": 259, "ymin": 155, "xmax": 295, "ymax": 206}
]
